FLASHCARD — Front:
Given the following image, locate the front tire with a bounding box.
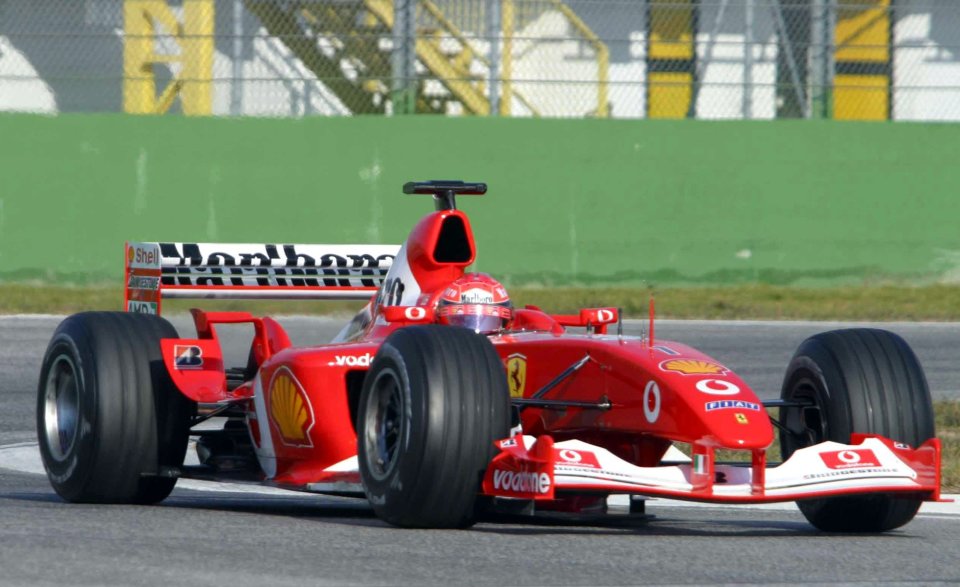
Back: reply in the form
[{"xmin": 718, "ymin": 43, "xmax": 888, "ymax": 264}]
[
  {"xmin": 37, "ymin": 312, "xmax": 195, "ymax": 503},
  {"xmin": 357, "ymin": 325, "xmax": 510, "ymax": 528},
  {"xmin": 779, "ymin": 328, "xmax": 935, "ymax": 532}
]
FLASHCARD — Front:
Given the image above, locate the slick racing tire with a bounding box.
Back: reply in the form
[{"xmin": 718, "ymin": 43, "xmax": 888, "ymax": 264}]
[
  {"xmin": 779, "ymin": 328, "xmax": 935, "ymax": 532},
  {"xmin": 37, "ymin": 312, "xmax": 195, "ymax": 504},
  {"xmin": 357, "ymin": 325, "xmax": 510, "ymax": 528}
]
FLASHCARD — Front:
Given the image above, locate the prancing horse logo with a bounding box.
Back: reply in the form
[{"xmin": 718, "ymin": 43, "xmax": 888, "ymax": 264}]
[{"xmin": 506, "ymin": 353, "xmax": 527, "ymax": 399}]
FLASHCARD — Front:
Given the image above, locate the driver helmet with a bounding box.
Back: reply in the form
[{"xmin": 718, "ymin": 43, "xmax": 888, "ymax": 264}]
[{"xmin": 437, "ymin": 273, "xmax": 512, "ymax": 334}]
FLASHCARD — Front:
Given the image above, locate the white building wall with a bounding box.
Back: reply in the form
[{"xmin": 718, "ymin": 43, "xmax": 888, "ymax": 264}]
[
  {"xmin": 511, "ymin": 11, "xmax": 605, "ymax": 118},
  {"xmin": 693, "ymin": 1, "xmax": 778, "ymax": 120},
  {"xmin": 0, "ymin": 36, "xmax": 58, "ymax": 113},
  {"xmin": 893, "ymin": 2, "xmax": 960, "ymax": 121},
  {"xmin": 213, "ymin": 28, "xmax": 350, "ymax": 117}
]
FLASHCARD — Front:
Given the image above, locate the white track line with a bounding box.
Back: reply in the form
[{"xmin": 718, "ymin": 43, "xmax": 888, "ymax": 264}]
[
  {"xmin": 3, "ymin": 443, "xmax": 956, "ymax": 517},
  {"xmin": 0, "ymin": 314, "xmax": 70, "ymax": 320}
]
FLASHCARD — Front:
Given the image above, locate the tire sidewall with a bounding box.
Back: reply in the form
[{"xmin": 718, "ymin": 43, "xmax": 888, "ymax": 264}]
[
  {"xmin": 36, "ymin": 330, "xmax": 98, "ymax": 501},
  {"xmin": 358, "ymin": 340, "xmax": 423, "ymax": 510}
]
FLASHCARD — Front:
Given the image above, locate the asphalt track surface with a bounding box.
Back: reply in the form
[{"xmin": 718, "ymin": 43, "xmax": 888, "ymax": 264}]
[{"xmin": 1, "ymin": 315, "xmax": 958, "ymax": 586}]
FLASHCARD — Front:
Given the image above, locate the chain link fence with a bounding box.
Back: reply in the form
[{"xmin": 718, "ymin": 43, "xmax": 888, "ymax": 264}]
[{"xmin": 0, "ymin": 0, "xmax": 958, "ymax": 120}]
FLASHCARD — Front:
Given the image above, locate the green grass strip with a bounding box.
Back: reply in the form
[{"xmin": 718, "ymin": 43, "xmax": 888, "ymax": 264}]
[{"xmin": 4, "ymin": 283, "xmax": 960, "ymax": 320}]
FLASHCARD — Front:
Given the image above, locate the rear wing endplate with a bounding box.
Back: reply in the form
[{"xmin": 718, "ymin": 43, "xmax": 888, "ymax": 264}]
[{"xmin": 124, "ymin": 242, "xmax": 399, "ymax": 314}]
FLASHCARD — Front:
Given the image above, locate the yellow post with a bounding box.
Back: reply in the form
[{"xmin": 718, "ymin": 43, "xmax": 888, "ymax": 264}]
[
  {"xmin": 123, "ymin": 1, "xmax": 156, "ymax": 114},
  {"xmin": 596, "ymin": 44, "xmax": 609, "ymax": 118},
  {"xmin": 182, "ymin": 0, "xmax": 214, "ymax": 115},
  {"xmin": 123, "ymin": 0, "xmax": 214, "ymax": 115},
  {"xmin": 834, "ymin": 0, "xmax": 890, "ymax": 120},
  {"xmin": 647, "ymin": 0, "xmax": 694, "ymax": 119},
  {"xmin": 500, "ymin": 0, "xmax": 514, "ymax": 116}
]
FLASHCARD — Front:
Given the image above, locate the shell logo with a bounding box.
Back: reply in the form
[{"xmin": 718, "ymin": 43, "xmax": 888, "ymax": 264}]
[
  {"xmin": 660, "ymin": 359, "xmax": 728, "ymax": 376},
  {"xmin": 268, "ymin": 368, "xmax": 315, "ymax": 447}
]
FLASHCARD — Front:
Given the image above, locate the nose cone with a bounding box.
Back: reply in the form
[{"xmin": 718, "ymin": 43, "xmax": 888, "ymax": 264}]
[
  {"xmin": 657, "ymin": 359, "xmax": 774, "ymax": 450},
  {"xmin": 698, "ymin": 392, "xmax": 773, "ymax": 449}
]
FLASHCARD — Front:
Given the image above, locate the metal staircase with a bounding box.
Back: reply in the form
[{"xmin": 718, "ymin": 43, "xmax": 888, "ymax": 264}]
[
  {"xmin": 366, "ymin": 0, "xmax": 492, "ymax": 114},
  {"xmin": 244, "ymin": 0, "xmax": 387, "ymax": 114},
  {"xmin": 245, "ymin": 0, "xmax": 606, "ymax": 116},
  {"xmin": 245, "ymin": 0, "xmax": 489, "ymax": 114}
]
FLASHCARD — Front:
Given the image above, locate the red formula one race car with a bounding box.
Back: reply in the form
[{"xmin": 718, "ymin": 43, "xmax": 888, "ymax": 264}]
[{"xmin": 37, "ymin": 181, "xmax": 943, "ymax": 531}]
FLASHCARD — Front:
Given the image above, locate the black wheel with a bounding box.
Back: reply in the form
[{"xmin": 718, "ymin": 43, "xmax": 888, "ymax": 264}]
[
  {"xmin": 779, "ymin": 328, "xmax": 935, "ymax": 532},
  {"xmin": 357, "ymin": 325, "xmax": 510, "ymax": 528},
  {"xmin": 37, "ymin": 312, "xmax": 195, "ymax": 503}
]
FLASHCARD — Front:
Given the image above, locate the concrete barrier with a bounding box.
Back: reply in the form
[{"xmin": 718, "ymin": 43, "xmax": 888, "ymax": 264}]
[{"xmin": 2, "ymin": 114, "xmax": 958, "ymax": 285}]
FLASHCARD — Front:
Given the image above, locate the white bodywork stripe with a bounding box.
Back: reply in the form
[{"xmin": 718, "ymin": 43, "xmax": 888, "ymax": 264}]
[{"xmin": 251, "ymin": 373, "xmax": 277, "ymax": 479}]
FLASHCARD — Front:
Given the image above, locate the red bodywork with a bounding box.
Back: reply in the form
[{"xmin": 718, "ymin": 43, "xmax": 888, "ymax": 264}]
[{"xmin": 144, "ymin": 203, "xmax": 943, "ymax": 508}]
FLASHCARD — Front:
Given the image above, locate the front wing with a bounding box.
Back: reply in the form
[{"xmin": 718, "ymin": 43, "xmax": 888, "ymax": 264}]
[{"xmin": 481, "ymin": 434, "xmax": 943, "ymax": 504}]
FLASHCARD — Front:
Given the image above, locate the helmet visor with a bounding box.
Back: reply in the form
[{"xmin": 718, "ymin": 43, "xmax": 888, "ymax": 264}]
[{"xmin": 443, "ymin": 313, "xmax": 504, "ymax": 334}]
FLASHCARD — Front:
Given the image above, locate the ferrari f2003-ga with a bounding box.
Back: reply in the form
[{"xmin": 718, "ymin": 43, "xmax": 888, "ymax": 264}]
[{"xmin": 37, "ymin": 181, "xmax": 943, "ymax": 531}]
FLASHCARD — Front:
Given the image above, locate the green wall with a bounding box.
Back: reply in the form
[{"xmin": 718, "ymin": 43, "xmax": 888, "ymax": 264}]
[{"xmin": 2, "ymin": 114, "xmax": 958, "ymax": 286}]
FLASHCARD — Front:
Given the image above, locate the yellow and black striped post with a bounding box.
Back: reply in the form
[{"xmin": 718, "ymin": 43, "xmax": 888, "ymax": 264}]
[
  {"xmin": 833, "ymin": 0, "xmax": 892, "ymax": 120},
  {"xmin": 647, "ymin": 0, "xmax": 697, "ymax": 118}
]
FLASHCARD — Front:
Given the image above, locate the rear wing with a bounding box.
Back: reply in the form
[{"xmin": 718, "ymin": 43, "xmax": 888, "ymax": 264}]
[{"xmin": 124, "ymin": 242, "xmax": 398, "ymax": 314}]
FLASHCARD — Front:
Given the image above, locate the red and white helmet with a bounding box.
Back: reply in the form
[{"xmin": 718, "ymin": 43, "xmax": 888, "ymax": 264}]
[{"xmin": 437, "ymin": 273, "xmax": 512, "ymax": 334}]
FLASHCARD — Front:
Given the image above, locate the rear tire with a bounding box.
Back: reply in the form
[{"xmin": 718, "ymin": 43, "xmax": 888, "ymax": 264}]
[
  {"xmin": 37, "ymin": 312, "xmax": 195, "ymax": 503},
  {"xmin": 779, "ymin": 328, "xmax": 935, "ymax": 532},
  {"xmin": 357, "ymin": 325, "xmax": 510, "ymax": 528}
]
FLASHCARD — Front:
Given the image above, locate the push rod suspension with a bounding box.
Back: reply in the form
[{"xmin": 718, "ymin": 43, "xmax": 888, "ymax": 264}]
[
  {"xmin": 512, "ymin": 397, "xmax": 611, "ymax": 411},
  {"xmin": 520, "ymin": 354, "xmax": 595, "ymax": 412}
]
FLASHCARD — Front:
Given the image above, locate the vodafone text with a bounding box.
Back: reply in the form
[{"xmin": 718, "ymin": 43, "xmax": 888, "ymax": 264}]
[
  {"xmin": 328, "ymin": 353, "xmax": 374, "ymax": 367},
  {"xmin": 491, "ymin": 469, "xmax": 552, "ymax": 494}
]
